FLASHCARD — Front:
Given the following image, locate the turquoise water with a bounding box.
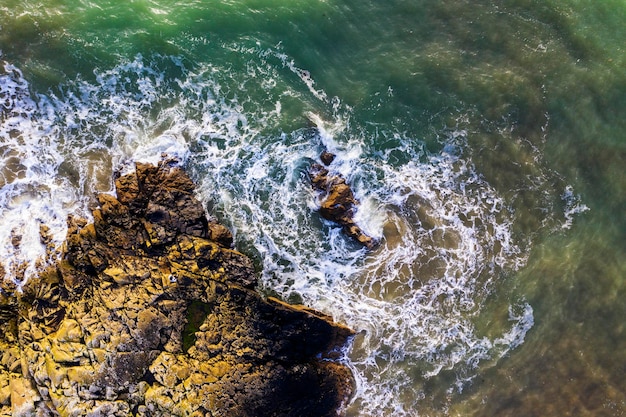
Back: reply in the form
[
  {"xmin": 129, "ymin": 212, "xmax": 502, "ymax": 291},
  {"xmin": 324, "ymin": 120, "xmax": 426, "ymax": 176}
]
[{"xmin": 1, "ymin": 1, "xmax": 625, "ymax": 415}]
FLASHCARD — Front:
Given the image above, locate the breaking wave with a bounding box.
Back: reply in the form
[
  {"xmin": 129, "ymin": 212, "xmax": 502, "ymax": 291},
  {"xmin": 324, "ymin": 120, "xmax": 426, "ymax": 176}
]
[{"xmin": 0, "ymin": 51, "xmax": 582, "ymax": 415}]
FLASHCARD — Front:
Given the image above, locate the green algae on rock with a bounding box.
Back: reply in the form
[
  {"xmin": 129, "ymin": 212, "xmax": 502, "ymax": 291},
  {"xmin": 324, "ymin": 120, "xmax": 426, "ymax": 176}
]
[{"xmin": 0, "ymin": 159, "xmax": 355, "ymax": 417}]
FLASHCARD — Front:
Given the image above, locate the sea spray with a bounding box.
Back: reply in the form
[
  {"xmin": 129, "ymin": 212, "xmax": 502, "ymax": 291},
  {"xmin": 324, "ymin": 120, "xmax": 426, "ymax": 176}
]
[{"xmin": 0, "ymin": 61, "xmax": 79, "ymax": 285}]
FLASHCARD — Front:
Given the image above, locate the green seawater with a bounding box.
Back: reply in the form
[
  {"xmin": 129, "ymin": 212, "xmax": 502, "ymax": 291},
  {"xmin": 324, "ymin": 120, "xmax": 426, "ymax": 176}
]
[{"xmin": 1, "ymin": 1, "xmax": 625, "ymax": 416}]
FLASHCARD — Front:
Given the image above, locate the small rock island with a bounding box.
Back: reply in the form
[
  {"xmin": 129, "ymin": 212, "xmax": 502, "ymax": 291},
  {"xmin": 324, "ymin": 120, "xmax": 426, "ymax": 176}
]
[
  {"xmin": 309, "ymin": 152, "xmax": 376, "ymax": 249},
  {"xmin": 0, "ymin": 159, "xmax": 355, "ymax": 416}
]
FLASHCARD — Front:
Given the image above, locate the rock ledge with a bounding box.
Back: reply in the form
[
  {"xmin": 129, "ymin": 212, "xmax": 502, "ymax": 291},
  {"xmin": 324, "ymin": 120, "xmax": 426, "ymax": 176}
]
[{"xmin": 0, "ymin": 159, "xmax": 354, "ymax": 417}]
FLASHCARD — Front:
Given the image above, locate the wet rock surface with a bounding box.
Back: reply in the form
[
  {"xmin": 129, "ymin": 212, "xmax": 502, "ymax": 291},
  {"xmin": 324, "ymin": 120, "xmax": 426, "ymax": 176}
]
[
  {"xmin": 309, "ymin": 156, "xmax": 376, "ymax": 249},
  {"xmin": 0, "ymin": 160, "xmax": 355, "ymax": 417}
]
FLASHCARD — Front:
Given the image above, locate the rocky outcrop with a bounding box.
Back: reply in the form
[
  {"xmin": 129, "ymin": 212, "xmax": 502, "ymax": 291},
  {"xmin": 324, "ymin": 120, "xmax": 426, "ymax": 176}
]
[
  {"xmin": 0, "ymin": 159, "xmax": 354, "ymax": 417},
  {"xmin": 309, "ymin": 155, "xmax": 376, "ymax": 249}
]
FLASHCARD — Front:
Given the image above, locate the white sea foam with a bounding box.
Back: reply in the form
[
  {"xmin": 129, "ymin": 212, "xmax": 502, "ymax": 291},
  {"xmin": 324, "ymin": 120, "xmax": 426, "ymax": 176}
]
[
  {"xmin": 188, "ymin": 100, "xmax": 535, "ymax": 415},
  {"xmin": 0, "ymin": 52, "xmax": 585, "ymax": 416},
  {"xmin": 560, "ymin": 184, "xmax": 590, "ymax": 230},
  {"xmin": 0, "ymin": 61, "xmax": 80, "ymax": 285}
]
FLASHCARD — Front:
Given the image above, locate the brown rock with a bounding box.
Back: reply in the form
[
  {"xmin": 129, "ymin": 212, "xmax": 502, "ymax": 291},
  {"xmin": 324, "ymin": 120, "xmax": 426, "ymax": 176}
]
[
  {"xmin": 310, "ymin": 163, "xmax": 376, "ymax": 249},
  {"xmin": 3, "ymin": 158, "xmax": 355, "ymax": 417},
  {"xmin": 207, "ymin": 222, "xmax": 234, "ymax": 248},
  {"xmin": 320, "ymin": 151, "xmax": 336, "ymax": 166}
]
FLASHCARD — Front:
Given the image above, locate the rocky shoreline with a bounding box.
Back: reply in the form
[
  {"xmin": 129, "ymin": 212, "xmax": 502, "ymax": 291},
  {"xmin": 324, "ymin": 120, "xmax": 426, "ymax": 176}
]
[{"xmin": 0, "ymin": 159, "xmax": 355, "ymax": 416}]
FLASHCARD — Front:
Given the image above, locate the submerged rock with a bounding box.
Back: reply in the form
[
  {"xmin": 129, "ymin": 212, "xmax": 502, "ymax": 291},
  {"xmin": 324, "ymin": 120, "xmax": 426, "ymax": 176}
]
[
  {"xmin": 1, "ymin": 159, "xmax": 355, "ymax": 417},
  {"xmin": 310, "ymin": 159, "xmax": 376, "ymax": 249}
]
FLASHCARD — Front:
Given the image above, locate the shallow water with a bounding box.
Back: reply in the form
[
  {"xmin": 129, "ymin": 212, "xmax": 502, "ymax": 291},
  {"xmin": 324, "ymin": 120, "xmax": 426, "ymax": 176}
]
[{"xmin": 1, "ymin": 1, "xmax": 625, "ymax": 415}]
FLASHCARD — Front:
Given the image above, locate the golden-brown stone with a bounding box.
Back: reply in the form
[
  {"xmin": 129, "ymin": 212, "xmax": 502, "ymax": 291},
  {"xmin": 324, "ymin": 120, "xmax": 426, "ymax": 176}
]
[
  {"xmin": 1, "ymin": 159, "xmax": 355, "ymax": 416},
  {"xmin": 310, "ymin": 161, "xmax": 377, "ymax": 249}
]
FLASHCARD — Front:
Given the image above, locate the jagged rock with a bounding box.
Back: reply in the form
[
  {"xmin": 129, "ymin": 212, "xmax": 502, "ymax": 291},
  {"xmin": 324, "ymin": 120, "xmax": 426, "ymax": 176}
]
[
  {"xmin": 0, "ymin": 291, "xmax": 53, "ymax": 417},
  {"xmin": 310, "ymin": 162, "xmax": 376, "ymax": 249},
  {"xmin": 320, "ymin": 151, "xmax": 336, "ymax": 166},
  {"xmin": 1, "ymin": 159, "xmax": 355, "ymax": 417}
]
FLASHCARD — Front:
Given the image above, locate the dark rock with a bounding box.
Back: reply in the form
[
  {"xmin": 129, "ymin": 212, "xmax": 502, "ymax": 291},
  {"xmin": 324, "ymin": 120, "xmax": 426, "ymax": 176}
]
[
  {"xmin": 0, "ymin": 158, "xmax": 355, "ymax": 416},
  {"xmin": 320, "ymin": 151, "xmax": 336, "ymax": 166}
]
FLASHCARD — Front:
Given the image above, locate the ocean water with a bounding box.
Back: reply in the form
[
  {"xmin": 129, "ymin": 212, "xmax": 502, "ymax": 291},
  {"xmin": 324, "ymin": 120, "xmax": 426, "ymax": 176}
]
[{"xmin": 1, "ymin": 1, "xmax": 625, "ymax": 416}]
